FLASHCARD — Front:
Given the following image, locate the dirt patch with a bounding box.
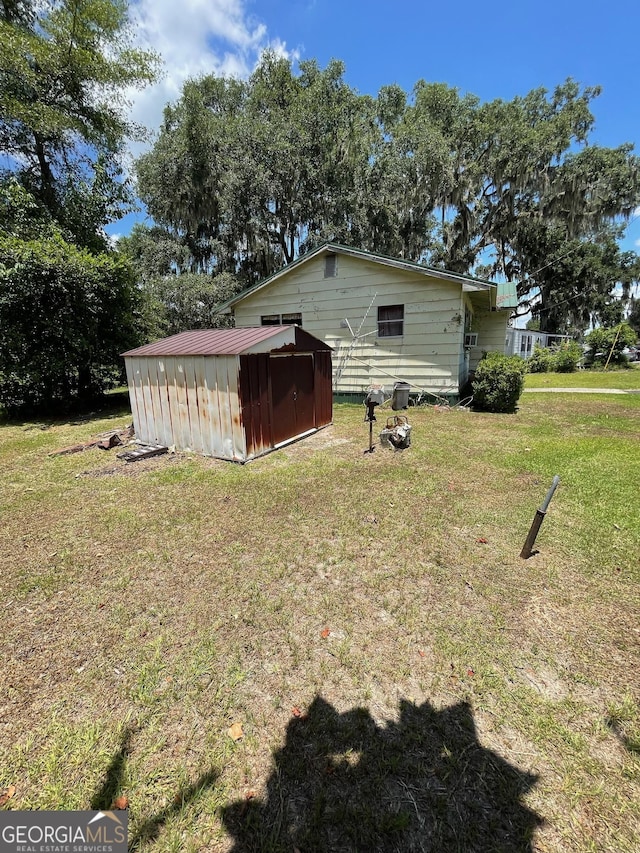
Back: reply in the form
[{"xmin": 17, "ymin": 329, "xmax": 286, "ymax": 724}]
[
  {"xmin": 517, "ymin": 665, "xmax": 570, "ymax": 700},
  {"xmin": 75, "ymin": 451, "xmax": 193, "ymax": 478}
]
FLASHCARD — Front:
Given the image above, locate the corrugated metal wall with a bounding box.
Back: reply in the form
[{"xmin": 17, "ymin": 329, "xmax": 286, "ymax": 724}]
[
  {"xmin": 237, "ymin": 351, "xmax": 333, "ymax": 459},
  {"xmin": 125, "ymin": 354, "xmax": 246, "ymax": 461},
  {"xmin": 125, "ymin": 348, "xmax": 333, "ymax": 463},
  {"xmin": 313, "ymin": 350, "xmax": 333, "ymax": 427},
  {"xmin": 237, "ymin": 353, "xmax": 272, "ymax": 459}
]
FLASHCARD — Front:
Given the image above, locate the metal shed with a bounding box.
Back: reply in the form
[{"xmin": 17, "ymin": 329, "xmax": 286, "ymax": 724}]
[{"xmin": 122, "ymin": 326, "xmax": 332, "ymax": 462}]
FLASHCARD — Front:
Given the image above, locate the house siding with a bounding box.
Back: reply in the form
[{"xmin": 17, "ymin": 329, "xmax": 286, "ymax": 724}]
[
  {"xmin": 233, "ymin": 255, "xmax": 466, "ymax": 397},
  {"xmin": 466, "ymin": 305, "xmax": 510, "ymax": 372}
]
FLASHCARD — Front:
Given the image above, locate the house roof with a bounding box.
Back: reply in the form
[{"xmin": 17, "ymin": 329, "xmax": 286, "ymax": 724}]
[
  {"xmin": 216, "ymin": 242, "xmax": 519, "ymax": 312},
  {"xmin": 496, "ymin": 279, "xmax": 518, "ymax": 309},
  {"xmin": 122, "ymin": 326, "xmax": 331, "ymax": 358}
]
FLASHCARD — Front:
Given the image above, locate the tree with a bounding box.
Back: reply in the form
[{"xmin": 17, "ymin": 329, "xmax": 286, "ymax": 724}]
[
  {"xmin": 0, "ymin": 1, "xmax": 158, "ymax": 413},
  {"xmin": 0, "ymin": 185, "xmax": 141, "ymax": 412},
  {"xmin": 628, "ymin": 299, "xmax": 640, "ymax": 339},
  {"xmin": 584, "ymin": 323, "xmax": 637, "ymax": 367},
  {"xmin": 512, "ymin": 223, "xmax": 640, "ymax": 334},
  {"xmin": 136, "ymin": 62, "xmax": 640, "ymax": 332},
  {"xmin": 136, "ymin": 54, "xmax": 381, "ymax": 286},
  {"xmin": 0, "ymin": 0, "xmax": 159, "ymax": 244},
  {"xmin": 119, "ymin": 224, "xmax": 240, "ymax": 337}
]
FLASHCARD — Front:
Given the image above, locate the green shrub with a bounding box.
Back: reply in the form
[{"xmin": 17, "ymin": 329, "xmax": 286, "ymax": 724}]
[
  {"xmin": 0, "ymin": 231, "xmax": 141, "ymax": 414},
  {"xmin": 472, "ymin": 352, "xmax": 527, "ymax": 413},
  {"xmin": 551, "ymin": 340, "xmax": 583, "ymax": 372},
  {"xmin": 585, "ymin": 323, "xmax": 636, "ymax": 367},
  {"xmin": 527, "ymin": 340, "xmax": 582, "ymax": 374},
  {"xmin": 527, "ymin": 343, "xmax": 555, "ymax": 373}
]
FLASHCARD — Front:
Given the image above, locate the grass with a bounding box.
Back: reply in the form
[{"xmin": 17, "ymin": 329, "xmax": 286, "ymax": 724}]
[
  {"xmin": 0, "ymin": 393, "xmax": 638, "ymax": 852},
  {"xmin": 525, "ymin": 364, "xmax": 640, "ymax": 390}
]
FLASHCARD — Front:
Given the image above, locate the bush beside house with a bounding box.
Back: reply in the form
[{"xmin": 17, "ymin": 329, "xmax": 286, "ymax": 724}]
[{"xmin": 472, "ymin": 353, "xmax": 527, "ymax": 413}]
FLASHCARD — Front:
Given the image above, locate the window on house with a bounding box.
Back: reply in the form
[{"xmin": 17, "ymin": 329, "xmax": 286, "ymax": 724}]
[
  {"xmin": 520, "ymin": 334, "xmax": 533, "ymax": 357},
  {"xmin": 282, "ymin": 313, "xmax": 303, "ymax": 326},
  {"xmin": 377, "ymin": 305, "xmax": 404, "ymax": 337},
  {"xmin": 261, "ymin": 313, "xmax": 303, "ymax": 327},
  {"xmin": 324, "ymin": 254, "xmax": 338, "ymax": 278},
  {"xmin": 464, "ymin": 332, "xmax": 478, "ymax": 347}
]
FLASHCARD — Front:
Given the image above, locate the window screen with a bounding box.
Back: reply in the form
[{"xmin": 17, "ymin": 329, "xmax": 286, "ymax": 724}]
[
  {"xmin": 261, "ymin": 315, "xmax": 281, "ymax": 326},
  {"xmin": 377, "ymin": 305, "xmax": 404, "ymax": 337}
]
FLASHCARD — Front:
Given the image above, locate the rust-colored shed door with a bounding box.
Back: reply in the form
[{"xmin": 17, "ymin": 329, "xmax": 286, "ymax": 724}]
[{"xmin": 270, "ymin": 354, "xmax": 316, "ymax": 445}]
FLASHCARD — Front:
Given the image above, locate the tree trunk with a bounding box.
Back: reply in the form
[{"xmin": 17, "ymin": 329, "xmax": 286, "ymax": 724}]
[
  {"xmin": 77, "ymin": 363, "xmax": 94, "ymax": 402},
  {"xmin": 33, "ymin": 132, "xmax": 57, "ymax": 215}
]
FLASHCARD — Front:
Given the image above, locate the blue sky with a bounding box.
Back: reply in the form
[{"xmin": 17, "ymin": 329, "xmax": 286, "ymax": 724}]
[{"xmin": 113, "ymin": 0, "xmax": 640, "ymax": 253}]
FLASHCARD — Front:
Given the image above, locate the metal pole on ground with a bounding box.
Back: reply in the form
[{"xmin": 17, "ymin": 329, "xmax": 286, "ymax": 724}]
[{"xmin": 520, "ymin": 475, "xmax": 560, "ymax": 559}]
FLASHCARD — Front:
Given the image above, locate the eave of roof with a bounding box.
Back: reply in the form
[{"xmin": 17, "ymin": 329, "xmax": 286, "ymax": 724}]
[{"xmin": 215, "ymin": 242, "xmax": 500, "ymax": 313}]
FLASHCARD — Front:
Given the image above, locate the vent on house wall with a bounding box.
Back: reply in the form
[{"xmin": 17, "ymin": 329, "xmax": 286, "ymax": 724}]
[{"xmin": 324, "ymin": 253, "xmax": 338, "ymax": 278}]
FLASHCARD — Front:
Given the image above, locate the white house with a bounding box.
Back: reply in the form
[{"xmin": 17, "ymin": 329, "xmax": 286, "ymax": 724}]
[
  {"xmin": 218, "ymin": 243, "xmax": 518, "ymax": 401},
  {"xmin": 506, "ymin": 328, "xmax": 572, "ymax": 359}
]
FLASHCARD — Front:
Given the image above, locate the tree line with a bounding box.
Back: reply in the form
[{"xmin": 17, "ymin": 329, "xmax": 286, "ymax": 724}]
[
  {"xmin": 130, "ymin": 52, "xmax": 640, "ymax": 336},
  {"xmin": 1, "ymin": 0, "xmax": 639, "ymax": 414},
  {"xmin": 0, "ymin": 0, "xmax": 158, "ymax": 411}
]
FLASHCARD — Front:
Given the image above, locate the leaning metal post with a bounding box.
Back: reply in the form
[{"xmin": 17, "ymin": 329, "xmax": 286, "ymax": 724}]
[{"xmin": 520, "ymin": 475, "xmax": 560, "ymax": 559}]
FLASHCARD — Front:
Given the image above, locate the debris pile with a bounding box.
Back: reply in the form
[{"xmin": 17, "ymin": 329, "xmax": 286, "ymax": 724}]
[
  {"xmin": 116, "ymin": 444, "xmax": 169, "ymax": 463},
  {"xmin": 48, "ymin": 425, "xmax": 134, "ymax": 457},
  {"xmin": 380, "ymin": 415, "xmax": 412, "ymax": 450}
]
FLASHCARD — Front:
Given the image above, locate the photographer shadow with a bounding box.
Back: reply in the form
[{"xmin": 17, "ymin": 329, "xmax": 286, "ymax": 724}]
[{"xmin": 222, "ymin": 696, "xmax": 541, "ymax": 852}]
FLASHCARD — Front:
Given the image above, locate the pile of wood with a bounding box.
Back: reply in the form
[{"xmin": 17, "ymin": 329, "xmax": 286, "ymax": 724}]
[{"xmin": 48, "ymin": 424, "xmax": 134, "ymax": 457}]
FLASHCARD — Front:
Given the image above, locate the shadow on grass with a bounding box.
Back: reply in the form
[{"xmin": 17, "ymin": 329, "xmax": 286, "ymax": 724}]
[
  {"xmin": 127, "ymin": 769, "xmax": 220, "ymax": 851},
  {"xmin": 606, "ymin": 717, "xmax": 640, "ymax": 755},
  {"xmin": 89, "ymin": 724, "xmax": 220, "ymax": 852},
  {"xmin": 90, "ymin": 725, "xmax": 136, "ymax": 811},
  {"xmin": 222, "ymin": 696, "xmax": 542, "ymax": 852},
  {"xmin": 0, "ymin": 389, "xmax": 131, "ymax": 428}
]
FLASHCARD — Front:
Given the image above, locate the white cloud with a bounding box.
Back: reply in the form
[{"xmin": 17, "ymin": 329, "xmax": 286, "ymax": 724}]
[{"xmin": 124, "ymin": 0, "xmax": 295, "ymax": 155}]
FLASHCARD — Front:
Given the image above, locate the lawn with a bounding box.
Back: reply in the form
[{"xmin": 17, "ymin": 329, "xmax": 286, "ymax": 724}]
[
  {"xmin": 0, "ymin": 392, "xmax": 638, "ymax": 852},
  {"xmin": 525, "ymin": 365, "xmax": 640, "ymax": 390}
]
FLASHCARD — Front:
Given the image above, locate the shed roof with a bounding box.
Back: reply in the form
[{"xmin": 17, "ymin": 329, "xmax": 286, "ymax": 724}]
[{"xmin": 122, "ymin": 326, "xmax": 331, "ymax": 358}]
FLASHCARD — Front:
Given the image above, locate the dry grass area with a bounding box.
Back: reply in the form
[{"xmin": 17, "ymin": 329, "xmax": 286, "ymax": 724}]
[{"xmin": 1, "ymin": 392, "xmax": 639, "ymax": 852}]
